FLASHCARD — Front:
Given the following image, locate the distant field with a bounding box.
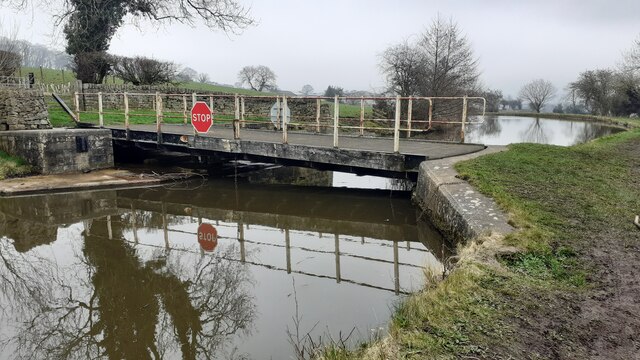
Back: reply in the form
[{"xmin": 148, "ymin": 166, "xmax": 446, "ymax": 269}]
[{"xmin": 15, "ymin": 67, "xmax": 271, "ymax": 96}]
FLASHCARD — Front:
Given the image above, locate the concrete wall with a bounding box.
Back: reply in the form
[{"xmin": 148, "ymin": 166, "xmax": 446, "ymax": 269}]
[
  {"xmin": 0, "ymin": 129, "xmax": 114, "ymax": 174},
  {"xmin": 412, "ymin": 147, "xmax": 513, "ymax": 243},
  {"xmin": 0, "ymin": 88, "xmax": 51, "ymax": 131}
]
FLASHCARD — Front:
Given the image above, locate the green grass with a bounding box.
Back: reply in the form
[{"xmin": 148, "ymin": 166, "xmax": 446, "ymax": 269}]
[
  {"xmin": 333, "ymin": 125, "xmax": 640, "ymax": 358},
  {"xmin": 0, "ymin": 151, "xmax": 32, "ymax": 180}
]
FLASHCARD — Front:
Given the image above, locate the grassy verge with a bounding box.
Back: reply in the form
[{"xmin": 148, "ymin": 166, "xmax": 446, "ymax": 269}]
[
  {"xmin": 325, "ymin": 126, "xmax": 640, "ymax": 359},
  {"xmin": 0, "ymin": 151, "xmax": 32, "ymax": 180}
]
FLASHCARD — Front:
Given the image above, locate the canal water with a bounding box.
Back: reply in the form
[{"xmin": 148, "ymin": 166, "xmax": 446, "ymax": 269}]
[
  {"xmin": 0, "ymin": 171, "xmax": 448, "ymax": 359},
  {"xmin": 425, "ymin": 115, "xmax": 623, "ymax": 146}
]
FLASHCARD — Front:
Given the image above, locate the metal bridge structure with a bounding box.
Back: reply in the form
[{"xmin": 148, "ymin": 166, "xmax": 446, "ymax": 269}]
[{"xmin": 69, "ymin": 91, "xmax": 487, "ymax": 177}]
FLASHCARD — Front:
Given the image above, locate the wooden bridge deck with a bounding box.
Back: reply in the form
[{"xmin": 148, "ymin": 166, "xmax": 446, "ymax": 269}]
[{"xmin": 108, "ymin": 124, "xmax": 485, "ymax": 176}]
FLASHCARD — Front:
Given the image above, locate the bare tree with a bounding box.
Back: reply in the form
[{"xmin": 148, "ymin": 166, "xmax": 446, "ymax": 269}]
[
  {"xmin": 300, "ymin": 84, "xmax": 314, "ymax": 95},
  {"xmin": 55, "ymin": 0, "xmax": 254, "ymax": 83},
  {"xmin": 379, "ymin": 40, "xmax": 424, "ymax": 97},
  {"xmin": 197, "ymin": 72, "xmax": 210, "ymax": 83},
  {"xmin": 176, "ymin": 67, "xmax": 198, "ymax": 82},
  {"xmin": 418, "ymin": 16, "xmax": 480, "ymax": 96},
  {"xmin": 519, "ymin": 79, "xmax": 556, "ymax": 113},
  {"xmin": 0, "ymin": 34, "xmax": 21, "ymax": 76},
  {"xmin": 380, "ymin": 16, "xmax": 480, "ymax": 97},
  {"xmin": 237, "ymin": 65, "xmax": 276, "ymax": 92},
  {"xmin": 622, "ymin": 35, "xmax": 640, "ymax": 74},
  {"xmin": 112, "ymin": 56, "xmax": 178, "ymax": 85}
]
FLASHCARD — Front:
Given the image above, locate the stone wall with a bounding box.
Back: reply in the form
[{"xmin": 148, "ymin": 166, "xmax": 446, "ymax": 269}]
[
  {"xmin": 0, "ymin": 89, "xmax": 51, "ymax": 130},
  {"xmin": 0, "ymin": 129, "xmax": 114, "ymax": 174},
  {"xmin": 78, "ymin": 84, "xmax": 331, "ymax": 119}
]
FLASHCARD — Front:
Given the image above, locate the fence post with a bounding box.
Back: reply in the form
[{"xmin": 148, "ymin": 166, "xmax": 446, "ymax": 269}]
[
  {"xmin": 460, "ymin": 96, "xmax": 468, "ymax": 143},
  {"xmin": 124, "ymin": 92, "xmax": 130, "ymax": 140},
  {"xmin": 74, "ymin": 91, "xmax": 80, "ymax": 122},
  {"xmin": 315, "ymin": 98, "xmax": 321, "ymax": 133},
  {"xmin": 98, "ymin": 92, "xmax": 104, "ymax": 128},
  {"xmin": 333, "ymin": 95, "xmax": 339, "ymax": 148},
  {"xmin": 428, "ymin": 98, "xmax": 433, "ymax": 130},
  {"xmin": 192, "ymin": 93, "xmax": 197, "ymax": 142},
  {"xmin": 156, "ymin": 92, "xmax": 163, "ymax": 144},
  {"xmin": 240, "ymin": 96, "xmax": 246, "ymax": 128},
  {"xmin": 407, "ymin": 96, "xmax": 413, "ymax": 138},
  {"xmin": 275, "ymin": 97, "xmax": 281, "ymax": 130},
  {"xmin": 209, "ymin": 96, "xmax": 213, "ymax": 118},
  {"xmin": 359, "ymin": 96, "xmax": 364, "ymax": 136},
  {"xmin": 282, "ymin": 96, "xmax": 288, "ymax": 144},
  {"xmin": 182, "ymin": 95, "xmax": 188, "ymax": 125},
  {"xmin": 234, "ymin": 94, "xmax": 240, "ymax": 140},
  {"xmin": 393, "ymin": 96, "xmax": 401, "ymax": 153}
]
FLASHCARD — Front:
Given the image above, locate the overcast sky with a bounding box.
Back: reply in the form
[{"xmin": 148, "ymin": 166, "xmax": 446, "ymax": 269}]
[{"xmin": 2, "ymin": 0, "xmax": 639, "ymax": 97}]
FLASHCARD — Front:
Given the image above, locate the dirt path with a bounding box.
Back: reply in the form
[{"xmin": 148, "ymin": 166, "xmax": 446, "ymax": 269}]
[
  {"xmin": 569, "ymin": 140, "xmax": 640, "ymax": 359},
  {"xmin": 494, "ymin": 138, "xmax": 640, "ymax": 360}
]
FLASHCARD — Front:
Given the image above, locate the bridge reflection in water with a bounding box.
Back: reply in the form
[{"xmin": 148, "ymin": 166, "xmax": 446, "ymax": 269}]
[{"xmin": 0, "ymin": 180, "xmax": 451, "ymax": 359}]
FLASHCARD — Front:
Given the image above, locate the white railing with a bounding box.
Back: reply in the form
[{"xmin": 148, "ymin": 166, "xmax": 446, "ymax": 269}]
[
  {"xmin": 0, "ymin": 76, "xmax": 29, "ymax": 88},
  {"xmin": 71, "ymin": 91, "xmax": 486, "ymax": 149}
]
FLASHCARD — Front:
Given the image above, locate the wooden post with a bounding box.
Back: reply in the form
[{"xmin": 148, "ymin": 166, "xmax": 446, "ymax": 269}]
[
  {"xmin": 359, "ymin": 96, "xmax": 364, "ymax": 136},
  {"xmin": 333, "ymin": 95, "xmax": 339, "ymax": 148},
  {"xmin": 124, "ymin": 92, "xmax": 130, "ymax": 140},
  {"xmin": 209, "ymin": 95, "xmax": 213, "ymax": 119},
  {"xmin": 428, "ymin": 98, "xmax": 433, "ymax": 130},
  {"xmin": 156, "ymin": 92, "xmax": 163, "ymax": 144},
  {"xmin": 240, "ymin": 96, "xmax": 246, "ymax": 128},
  {"xmin": 234, "ymin": 94, "xmax": 240, "ymax": 139},
  {"xmin": 74, "ymin": 91, "xmax": 80, "ymax": 122},
  {"xmin": 282, "ymin": 96, "xmax": 288, "ymax": 144},
  {"xmin": 407, "ymin": 96, "xmax": 413, "ymax": 138},
  {"xmin": 315, "ymin": 98, "xmax": 321, "ymax": 133},
  {"xmin": 275, "ymin": 97, "xmax": 281, "ymax": 131},
  {"xmin": 98, "ymin": 92, "xmax": 104, "ymax": 128},
  {"xmin": 192, "ymin": 93, "xmax": 197, "ymax": 141},
  {"xmin": 182, "ymin": 94, "xmax": 188, "ymax": 125},
  {"xmin": 460, "ymin": 96, "xmax": 468, "ymax": 143},
  {"xmin": 393, "ymin": 96, "xmax": 401, "ymax": 153}
]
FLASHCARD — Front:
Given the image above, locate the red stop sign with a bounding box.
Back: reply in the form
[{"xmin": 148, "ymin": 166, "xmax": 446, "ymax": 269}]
[
  {"xmin": 197, "ymin": 223, "xmax": 218, "ymax": 252},
  {"xmin": 191, "ymin": 102, "xmax": 213, "ymax": 133}
]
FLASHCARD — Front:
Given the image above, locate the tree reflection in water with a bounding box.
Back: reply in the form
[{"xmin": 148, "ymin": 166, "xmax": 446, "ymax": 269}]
[
  {"xmin": 0, "ymin": 216, "xmax": 255, "ymax": 360},
  {"xmin": 521, "ymin": 118, "xmax": 549, "ymax": 144}
]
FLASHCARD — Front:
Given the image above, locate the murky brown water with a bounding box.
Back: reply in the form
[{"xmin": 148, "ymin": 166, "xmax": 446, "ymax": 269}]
[{"xmin": 0, "ymin": 172, "xmax": 448, "ymax": 359}]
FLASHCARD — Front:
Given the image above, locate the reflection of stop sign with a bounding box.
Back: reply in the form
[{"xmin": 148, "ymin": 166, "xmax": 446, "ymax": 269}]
[
  {"xmin": 197, "ymin": 223, "xmax": 218, "ymax": 252},
  {"xmin": 191, "ymin": 102, "xmax": 213, "ymax": 133}
]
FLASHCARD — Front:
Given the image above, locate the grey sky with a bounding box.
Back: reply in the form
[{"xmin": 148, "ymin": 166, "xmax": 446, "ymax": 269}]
[{"xmin": 2, "ymin": 0, "xmax": 639, "ymax": 97}]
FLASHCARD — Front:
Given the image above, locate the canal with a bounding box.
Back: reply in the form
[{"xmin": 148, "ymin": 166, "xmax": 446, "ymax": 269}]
[{"xmin": 0, "ymin": 169, "xmax": 449, "ymax": 359}]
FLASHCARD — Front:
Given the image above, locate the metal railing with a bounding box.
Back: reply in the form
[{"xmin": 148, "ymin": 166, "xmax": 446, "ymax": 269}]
[
  {"xmin": 72, "ymin": 91, "xmax": 486, "ymax": 148},
  {"xmin": 0, "ymin": 76, "xmax": 29, "ymax": 88}
]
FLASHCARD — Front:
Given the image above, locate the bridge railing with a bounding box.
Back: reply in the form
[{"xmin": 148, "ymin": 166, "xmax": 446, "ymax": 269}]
[{"xmin": 72, "ymin": 91, "xmax": 485, "ymax": 150}]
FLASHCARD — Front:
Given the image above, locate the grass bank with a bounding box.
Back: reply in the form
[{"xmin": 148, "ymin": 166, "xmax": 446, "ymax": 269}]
[
  {"xmin": 325, "ymin": 125, "xmax": 640, "ymax": 359},
  {"xmin": 0, "ymin": 152, "xmax": 32, "ymax": 180}
]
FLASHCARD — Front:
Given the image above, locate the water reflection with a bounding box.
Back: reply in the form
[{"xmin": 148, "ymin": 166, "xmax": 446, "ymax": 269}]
[
  {"xmin": 417, "ymin": 115, "xmax": 622, "ymax": 146},
  {"xmin": 0, "ymin": 181, "xmax": 448, "ymax": 359},
  {"xmin": 464, "ymin": 115, "xmax": 622, "ymax": 146}
]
